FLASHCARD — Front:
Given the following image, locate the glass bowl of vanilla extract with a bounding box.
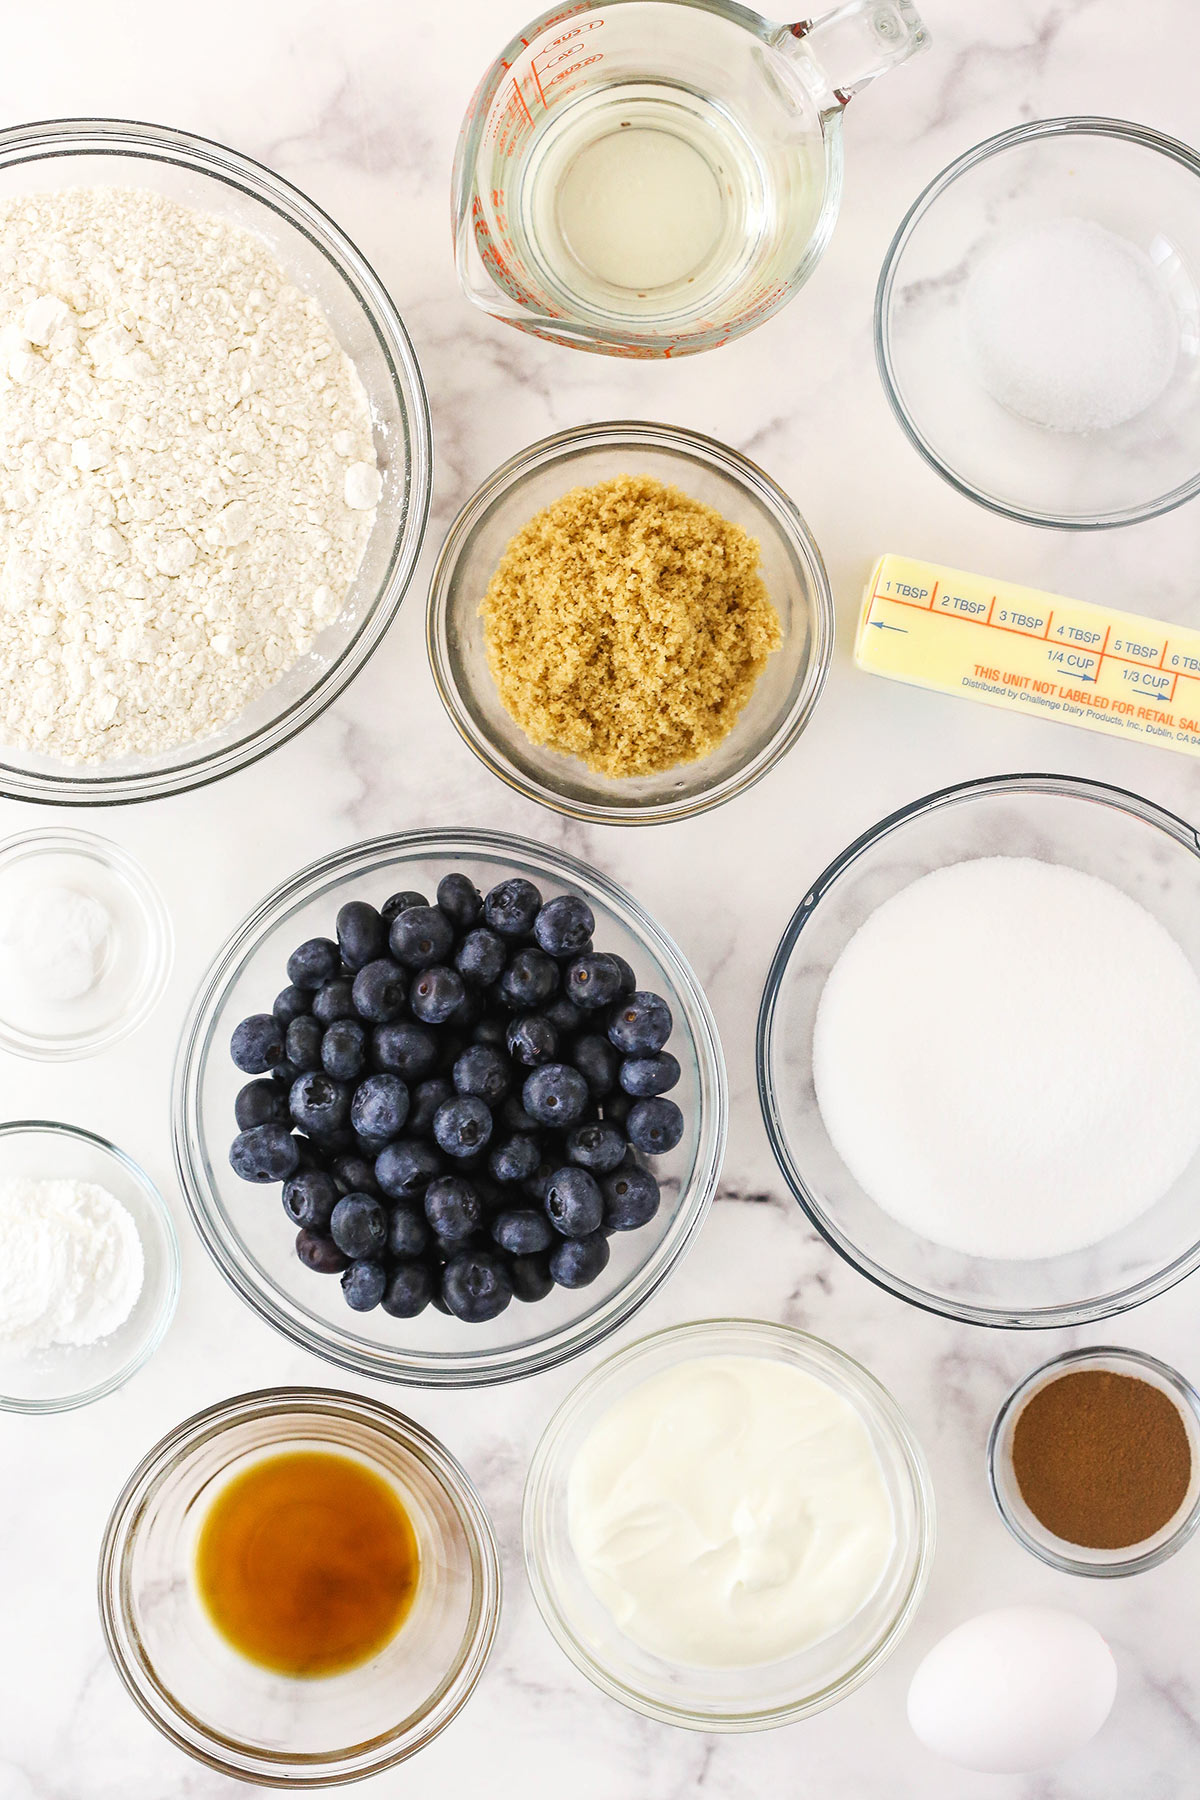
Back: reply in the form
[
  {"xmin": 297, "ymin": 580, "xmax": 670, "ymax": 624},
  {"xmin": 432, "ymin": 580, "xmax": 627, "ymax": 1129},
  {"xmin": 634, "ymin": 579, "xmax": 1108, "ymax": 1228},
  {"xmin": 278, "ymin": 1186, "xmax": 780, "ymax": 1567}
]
[{"xmin": 98, "ymin": 1386, "xmax": 501, "ymax": 1784}]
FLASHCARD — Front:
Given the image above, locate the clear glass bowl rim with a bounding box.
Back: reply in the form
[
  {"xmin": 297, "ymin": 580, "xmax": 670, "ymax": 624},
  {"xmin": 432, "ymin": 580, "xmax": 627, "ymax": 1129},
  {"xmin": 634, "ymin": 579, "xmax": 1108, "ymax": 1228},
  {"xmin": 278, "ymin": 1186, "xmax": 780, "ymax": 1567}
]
[
  {"xmin": 756, "ymin": 770, "xmax": 1200, "ymax": 1328},
  {"xmin": 426, "ymin": 419, "xmax": 835, "ymax": 824},
  {"xmin": 171, "ymin": 827, "xmax": 728, "ymax": 1387},
  {"xmin": 522, "ymin": 1316, "xmax": 935, "ymax": 1730},
  {"xmin": 986, "ymin": 1344, "xmax": 1200, "ymax": 1576},
  {"xmin": 96, "ymin": 1384, "xmax": 502, "ymax": 1785},
  {"xmin": 0, "ymin": 115, "xmax": 433, "ymax": 804},
  {"xmin": 0, "ymin": 827, "xmax": 174, "ymax": 1060},
  {"xmin": 0, "ymin": 1118, "xmax": 181, "ymax": 1413},
  {"xmin": 873, "ymin": 115, "xmax": 1200, "ymax": 530}
]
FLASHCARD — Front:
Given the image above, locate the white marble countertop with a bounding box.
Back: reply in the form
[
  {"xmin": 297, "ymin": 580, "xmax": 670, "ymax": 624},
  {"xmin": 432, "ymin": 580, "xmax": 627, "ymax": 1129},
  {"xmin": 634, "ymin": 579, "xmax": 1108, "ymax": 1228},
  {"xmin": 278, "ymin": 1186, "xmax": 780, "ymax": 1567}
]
[{"xmin": 3, "ymin": 0, "xmax": 1200, "ymax": 1794}]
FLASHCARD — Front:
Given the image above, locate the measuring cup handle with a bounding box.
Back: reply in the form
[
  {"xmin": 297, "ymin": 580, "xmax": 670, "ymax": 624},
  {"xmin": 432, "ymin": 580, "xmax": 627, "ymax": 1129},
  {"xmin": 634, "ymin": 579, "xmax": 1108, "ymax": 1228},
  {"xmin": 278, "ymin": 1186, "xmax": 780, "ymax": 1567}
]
[{"xmin": 781, "ymin": 0, "xmax": 930, "ymax": 106}]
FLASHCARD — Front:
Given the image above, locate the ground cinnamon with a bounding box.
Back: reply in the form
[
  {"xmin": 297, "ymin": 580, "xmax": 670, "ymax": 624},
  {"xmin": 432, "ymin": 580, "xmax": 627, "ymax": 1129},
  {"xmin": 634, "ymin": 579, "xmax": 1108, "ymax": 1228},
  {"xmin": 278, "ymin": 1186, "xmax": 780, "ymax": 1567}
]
[{"xmin": 1010, "ymin": 1369, "xmax": 1192, "ymax": 1550}]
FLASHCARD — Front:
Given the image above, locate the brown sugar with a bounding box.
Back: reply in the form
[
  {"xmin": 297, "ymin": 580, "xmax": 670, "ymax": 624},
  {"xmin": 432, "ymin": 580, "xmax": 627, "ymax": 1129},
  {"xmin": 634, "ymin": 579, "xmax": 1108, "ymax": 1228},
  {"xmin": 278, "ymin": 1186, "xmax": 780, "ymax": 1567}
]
[
  {"xmin": 480, "ymin": 474, "xmax": 783, "ymax": 777},
  {"xmin": 1010, "ymin": 1368, "xmax": 1192, "ymax": 1550}
]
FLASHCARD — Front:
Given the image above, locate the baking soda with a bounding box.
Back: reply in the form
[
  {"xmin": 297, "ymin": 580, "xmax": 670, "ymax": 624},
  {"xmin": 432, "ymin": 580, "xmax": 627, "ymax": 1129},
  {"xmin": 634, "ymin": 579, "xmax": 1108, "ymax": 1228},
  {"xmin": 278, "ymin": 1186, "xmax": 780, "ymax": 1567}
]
[
  {"xmin": 963, "ymin": 217, "xmax": 1178, "ymax": 434},
  {"xmin": 812, "ymin": 857, "xmax": 1200, "ymax": 1260}
]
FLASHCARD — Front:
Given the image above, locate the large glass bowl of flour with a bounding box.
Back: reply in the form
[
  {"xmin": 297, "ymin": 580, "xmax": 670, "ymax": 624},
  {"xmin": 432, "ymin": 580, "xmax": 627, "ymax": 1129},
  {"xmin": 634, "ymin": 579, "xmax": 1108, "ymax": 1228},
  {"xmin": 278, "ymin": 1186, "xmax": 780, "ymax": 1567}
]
[
  {"xmin": 0, "ymin": 120, "xmax": 431, "ymax": 805},
  {"xmin": 757, "ymin": 774, "xmax": 1200, "ymax": 1328}
]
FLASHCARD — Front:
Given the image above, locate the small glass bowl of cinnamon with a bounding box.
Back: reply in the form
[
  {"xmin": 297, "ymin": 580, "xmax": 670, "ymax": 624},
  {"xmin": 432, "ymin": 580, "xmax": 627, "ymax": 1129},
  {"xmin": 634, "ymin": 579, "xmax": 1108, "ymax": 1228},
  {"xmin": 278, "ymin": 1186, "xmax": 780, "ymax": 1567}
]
[{"xmin": 988, "ymin": 1347, "xmax": 1200, "ymax": 1577}]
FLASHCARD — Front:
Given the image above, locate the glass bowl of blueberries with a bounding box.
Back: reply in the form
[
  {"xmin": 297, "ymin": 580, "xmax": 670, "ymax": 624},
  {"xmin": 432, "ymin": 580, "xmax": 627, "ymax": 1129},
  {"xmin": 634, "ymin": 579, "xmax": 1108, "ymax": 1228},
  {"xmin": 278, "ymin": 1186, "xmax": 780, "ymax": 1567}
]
[{"xmin": 172, "ymin": 829, "xmax": 727, "ymax": 1386}]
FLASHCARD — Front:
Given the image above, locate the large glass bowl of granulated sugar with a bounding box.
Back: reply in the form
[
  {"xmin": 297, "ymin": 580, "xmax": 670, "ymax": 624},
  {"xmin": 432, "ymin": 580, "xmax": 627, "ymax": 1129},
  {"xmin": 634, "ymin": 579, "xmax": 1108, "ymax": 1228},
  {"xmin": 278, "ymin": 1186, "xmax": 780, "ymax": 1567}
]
[
  {"xmin": 875, "ymin": 118, "xmax": 1200, "ymax": 530},
  {"xmin": 757, "ymin": 773, "xmax": 1200, "ymax": 1329},
  {"xmin": 0, "ymin": 119, "xmax": 431, "ymax": 805}
]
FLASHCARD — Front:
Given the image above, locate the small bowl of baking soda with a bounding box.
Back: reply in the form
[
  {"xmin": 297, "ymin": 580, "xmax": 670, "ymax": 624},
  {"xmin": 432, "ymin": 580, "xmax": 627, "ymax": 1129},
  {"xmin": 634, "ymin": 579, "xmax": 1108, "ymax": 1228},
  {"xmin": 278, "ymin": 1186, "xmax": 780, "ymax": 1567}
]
[
  {"xmin": 0, "ymin": 828, "xmax": 171, "ymax": 1059},
  {"xmin": 0, "ymin": 1121, "xmax": 180, "ymax": 1413}
]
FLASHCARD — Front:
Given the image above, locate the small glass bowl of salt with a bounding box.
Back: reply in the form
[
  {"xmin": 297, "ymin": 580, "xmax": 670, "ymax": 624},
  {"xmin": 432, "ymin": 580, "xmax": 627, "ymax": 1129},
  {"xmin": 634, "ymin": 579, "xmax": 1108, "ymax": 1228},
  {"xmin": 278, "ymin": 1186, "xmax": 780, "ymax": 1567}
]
[
  {"xmin": 0, "ymin": 1121, "xmax": 180, "ymax": 1413},
  {"xmin": 0, "ymin": 828, "xmax": 171, "ymax": 1059},
  {"xmin": 875, "ymin": 117, "xmax": 1200, "ymax": 528}
]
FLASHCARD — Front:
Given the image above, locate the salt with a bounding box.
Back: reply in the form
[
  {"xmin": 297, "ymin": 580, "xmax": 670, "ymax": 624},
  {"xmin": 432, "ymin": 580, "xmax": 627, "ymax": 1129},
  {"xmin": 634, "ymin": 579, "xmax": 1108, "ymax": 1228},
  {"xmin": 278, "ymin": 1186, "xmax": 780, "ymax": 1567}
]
[
  {"xmin": 812, "ymin": 858, "xmax": 1200, "ymax": 1261},
  {"xmin": 963, "ymin": 217, "xmax": 1178, "ymax": 434}
]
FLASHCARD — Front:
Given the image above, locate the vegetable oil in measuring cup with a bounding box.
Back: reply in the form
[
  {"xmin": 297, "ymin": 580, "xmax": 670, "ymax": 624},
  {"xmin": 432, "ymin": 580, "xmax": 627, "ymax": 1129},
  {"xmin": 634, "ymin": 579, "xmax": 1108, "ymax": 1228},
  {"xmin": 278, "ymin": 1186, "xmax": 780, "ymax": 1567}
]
[{"xmin": 515, "ymin": 81, "xmax": 819, "ymax": 329}]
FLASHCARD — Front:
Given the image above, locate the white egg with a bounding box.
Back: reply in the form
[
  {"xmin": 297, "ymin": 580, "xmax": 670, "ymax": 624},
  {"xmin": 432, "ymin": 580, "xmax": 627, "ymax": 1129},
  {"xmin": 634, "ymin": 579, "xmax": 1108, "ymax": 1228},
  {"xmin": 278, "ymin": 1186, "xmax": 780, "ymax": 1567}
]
[{"xmin": 907, "ymin": 1606, "xmax": 1117, "ymax": 1774}]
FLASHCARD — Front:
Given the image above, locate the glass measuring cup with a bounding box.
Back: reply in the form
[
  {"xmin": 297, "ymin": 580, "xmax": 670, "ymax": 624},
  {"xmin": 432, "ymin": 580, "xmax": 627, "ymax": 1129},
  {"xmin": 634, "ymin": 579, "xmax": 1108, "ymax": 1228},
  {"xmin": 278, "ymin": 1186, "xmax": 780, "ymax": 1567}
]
[{"xmin": 452, "ymin": 0, "xmax": 929, "ymax": 358}]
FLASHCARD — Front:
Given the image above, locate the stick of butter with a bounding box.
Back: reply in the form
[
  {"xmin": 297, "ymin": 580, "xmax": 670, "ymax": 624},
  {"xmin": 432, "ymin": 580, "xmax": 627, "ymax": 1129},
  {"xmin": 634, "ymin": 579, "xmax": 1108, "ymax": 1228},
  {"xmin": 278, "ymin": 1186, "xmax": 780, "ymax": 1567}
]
[{"xmin": 857, "ymin": 554, "xmax": 1200, "ymax": 759}]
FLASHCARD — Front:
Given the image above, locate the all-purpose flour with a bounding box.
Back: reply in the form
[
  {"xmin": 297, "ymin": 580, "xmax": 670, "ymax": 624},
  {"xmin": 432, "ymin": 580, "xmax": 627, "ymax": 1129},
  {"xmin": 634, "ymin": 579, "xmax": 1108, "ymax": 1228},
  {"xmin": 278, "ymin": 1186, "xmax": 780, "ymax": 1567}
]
[
  {"xmin": 0, "ymin": 1177, "xmax": 144, "ymax": 1351},
  {"xmin": 0, "ymin": 187, "xmax": 380, "ymax": 762},
  {"xmin": 813, "ymin": 857, "xmax": 1200, "ymax": 1260}
]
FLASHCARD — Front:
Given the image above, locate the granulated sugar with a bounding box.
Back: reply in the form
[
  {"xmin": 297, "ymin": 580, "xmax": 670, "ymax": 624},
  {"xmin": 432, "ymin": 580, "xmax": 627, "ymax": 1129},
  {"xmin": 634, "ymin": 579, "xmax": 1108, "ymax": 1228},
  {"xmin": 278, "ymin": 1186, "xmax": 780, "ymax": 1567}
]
[
  {"xmin": 812, "ymin": 857, "xmax": 1200, "ymax": 1260},
  {"xmin": 963, "ymin": 217, "xmax": 1178, "ymax": 434}
]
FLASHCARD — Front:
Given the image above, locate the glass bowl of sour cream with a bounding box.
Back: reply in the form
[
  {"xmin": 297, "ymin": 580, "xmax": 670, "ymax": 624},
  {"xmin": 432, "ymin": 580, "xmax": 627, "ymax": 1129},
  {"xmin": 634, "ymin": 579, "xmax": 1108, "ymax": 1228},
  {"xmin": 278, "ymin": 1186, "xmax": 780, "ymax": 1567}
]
[{"xmin": 523, "ymin": 1318, "xmax": 933, "ymax": 1731}]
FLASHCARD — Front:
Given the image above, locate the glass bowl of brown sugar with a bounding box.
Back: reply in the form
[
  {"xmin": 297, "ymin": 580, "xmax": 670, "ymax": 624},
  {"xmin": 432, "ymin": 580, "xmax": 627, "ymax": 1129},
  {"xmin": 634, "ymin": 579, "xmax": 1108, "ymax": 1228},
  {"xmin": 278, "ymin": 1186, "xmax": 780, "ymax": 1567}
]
[{"xmin": 988, "ymin": 1347, "xmax": 1200, "ymax": 1576}]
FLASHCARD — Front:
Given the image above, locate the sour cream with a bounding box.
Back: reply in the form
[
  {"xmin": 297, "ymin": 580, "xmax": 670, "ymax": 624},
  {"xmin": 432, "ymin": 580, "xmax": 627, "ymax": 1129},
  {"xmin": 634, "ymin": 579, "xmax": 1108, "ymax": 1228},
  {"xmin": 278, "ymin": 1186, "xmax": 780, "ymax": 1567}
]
[{"xmin": 566, "ymin": 1355, "xmax": 896, "ymax": 1669}]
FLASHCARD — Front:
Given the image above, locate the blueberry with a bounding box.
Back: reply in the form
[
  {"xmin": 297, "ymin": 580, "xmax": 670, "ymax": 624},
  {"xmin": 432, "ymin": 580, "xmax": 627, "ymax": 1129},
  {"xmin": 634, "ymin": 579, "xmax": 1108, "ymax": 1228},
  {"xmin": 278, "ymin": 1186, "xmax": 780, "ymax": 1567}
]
[
  {"xmin": 565, "ymin": 954, "xmax": 625, "ymax": 1012},
  {"xmin": 386, "ymin": 1202, "xmax": 429, "ymax": 1259},
  {"xmin": 499, "ymin": 947, "xmax": 559, "ymax": 1012},
  {"xmin": 454, "ymin": 1044, "xmax": 511, "ymax": 1106},
  {"xmin": 506, "ymin": 1014, "xmax": 559, "ymax": 1068},
  {"xmin": 231, "ymin": 1012, "xmax": 286, "ymax": 1075},
  {"xmin": 523, "ymin": 1063, "xmax": 590, "ymax": 1128},
  {"xmin": 381, "ymin": 889, "xmax": 428, "ymax": 927},
  {"xmin": 603, "ymin": 1089, "xmax": 633, "ymax": 1127},
  {"xmin": 533, "ymin": 893, "xmax": 595, "ymax": 959},
  {"xmin": 424, "ymin": 1174, "xmax": 483, "ymax": 1242},
  {"xmin": 433, "ymin": 1095, "xmax": 494, "ymax": 1159},
  {"xmin": 491, "ymin": 1207, "xmax": 554, "ymax": 1255},
  {"xmin": 510, "ymin": 1251, "xmax": 554, "ymax": 1304},
  {"xmin": 285, "ymin": 1014, "xmax": 324, "ymax": 1072},
  {"xmin": 501, "ymin": 1093, "xmax": 539, "ymax": 1135},
  {"xmin": 608, "ymin": 991, "xmax": 672, "ymax": 1055},
  {"xmin": 296, "ymin": 1229, "xmax": 349, "ymax": 1274},
  {"xmin": 235, "ymin": 1079, "xmax": 289, "ymax": 1131},
  {"xmin": 483, "ymin": 877, "xmax": 542, "ymax": 939},
  {"xmin": 350, "ymin": 1073, "xmax": 410, "ymax": 1146},
  {"xmin": 448, "ymin": 986, "xmax": 484, "ymax": 1032},
  {"xmin": 287, "ymin": 937, "xmax": 341, "ymax": 990},
  {"xmin": 289, "ymin": 1071, "xmax": 351, "ymax": 1137},
  {"xmin": 549, "ymin": 1231, "xmax": 610, "ymax": 1288},
  {"xmin": 373, "ymin": 1019, "xmax": 438, "ymax": 1082},
  {"xmin": 376, "ymin": 1138, "xmax": 442, "ymax": 1200},
  {"xmin": 322, "ymin": 1017, "xmax": 368, "ymax": 1082},
  {"xmin": 543, "ymin": 994, "xmax": 587, "ymax": 1038},
  {"xmin": 544, "ymin": 1165, "xmax": 603, "ymax": 1237},
  {"xmin": 570, "ymin": 1033, "xmax": 619, "ymax": 1097},
  {"xmin": 408, "ymin": 1075, "xmax": 454, "ymax": 1138},
  {"xmin": 282, "ymin": 1168, "xmax": 339, "ymax": 1231},
  {"xmin": 437, "ymin": 872, "xmax": 483, "ymax": 930},
  {"xmin": 610, "ymin": 955, "xmax": 637, "ymax": 997},
  {"xmin": 273, "ymin": 985, "xmax": 311, "ymax": 1027},
  {"xmin": 455, "ymin": 927, "xmax": 507, "ymax": 988},
  {"xmin": 389, "ymin": 904, "xmax": 455, "ymax": 969},
  {"xmin": 330, "ymin": 1193, "xmax": 388, "ymax": 1259},
  {"xmin": 330, "ymin": 1150, "xmax": 380, "ymax": 1197},
  {"xmin": 270, "ymin": 1058, "xmax": 300, "ymax": 1087},
  {"xmin": 523, "ymin": 1159, "xmax": 556, "ymax": 1204},
  {"xmin": 489, "ymin": 1133, "xmax": 541, "ymax": 1184},
  {"xmin": 566, "ymin": 1121, "xmax": 627, "ymax": 1174},
  {"xmin": 627, "ymin": 1097, "xmax": 684, "ymax": 1156},
  {"xmin": 342, "ymin": 1258, "xmax": 387, "ymax": 1311},
  {"xmin": 382, "ymin": 1260, "xmax": 434, "ymax": 1318},
  {"xmin": 410, "ymin": 965, "xmax": 466, "ymax": 1024},
  {"xmin": 442, "ymin": 1249, "xmax": 513, "ymax": 1322},
  {"xmin": 603, "ymin": 1164, "xmax": 660, "ymax": 1230},
  {"xmin": 352, "ymin": 958, "xmax": 408, "ymax": 1023},
  {"xmin": 229, "ymin": 1123, "xmax": 300, "ymax": 1183},
  {"xmin": 312, "ymin": 979, "xmax": 357, "ymax": 1026},
  {"xmin": 335, "ymin": 899, "xmax": 386, "ymax": 971},
  {"xmin": 619, "ymin": 1052, "xmax": 681, "ymax": 1097},
  {"xmin": 471, "ymin": 1013, "xmax": 508, "ymax": 1050}
]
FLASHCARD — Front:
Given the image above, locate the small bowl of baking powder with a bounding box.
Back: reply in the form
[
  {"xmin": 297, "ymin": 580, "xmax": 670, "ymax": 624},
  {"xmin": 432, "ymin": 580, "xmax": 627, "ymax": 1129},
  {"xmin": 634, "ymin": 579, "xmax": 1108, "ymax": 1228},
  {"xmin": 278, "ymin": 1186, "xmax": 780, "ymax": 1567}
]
[{"xmin": 0, "ymin": 1120, "xmax": 179, "ymax": 1413}]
